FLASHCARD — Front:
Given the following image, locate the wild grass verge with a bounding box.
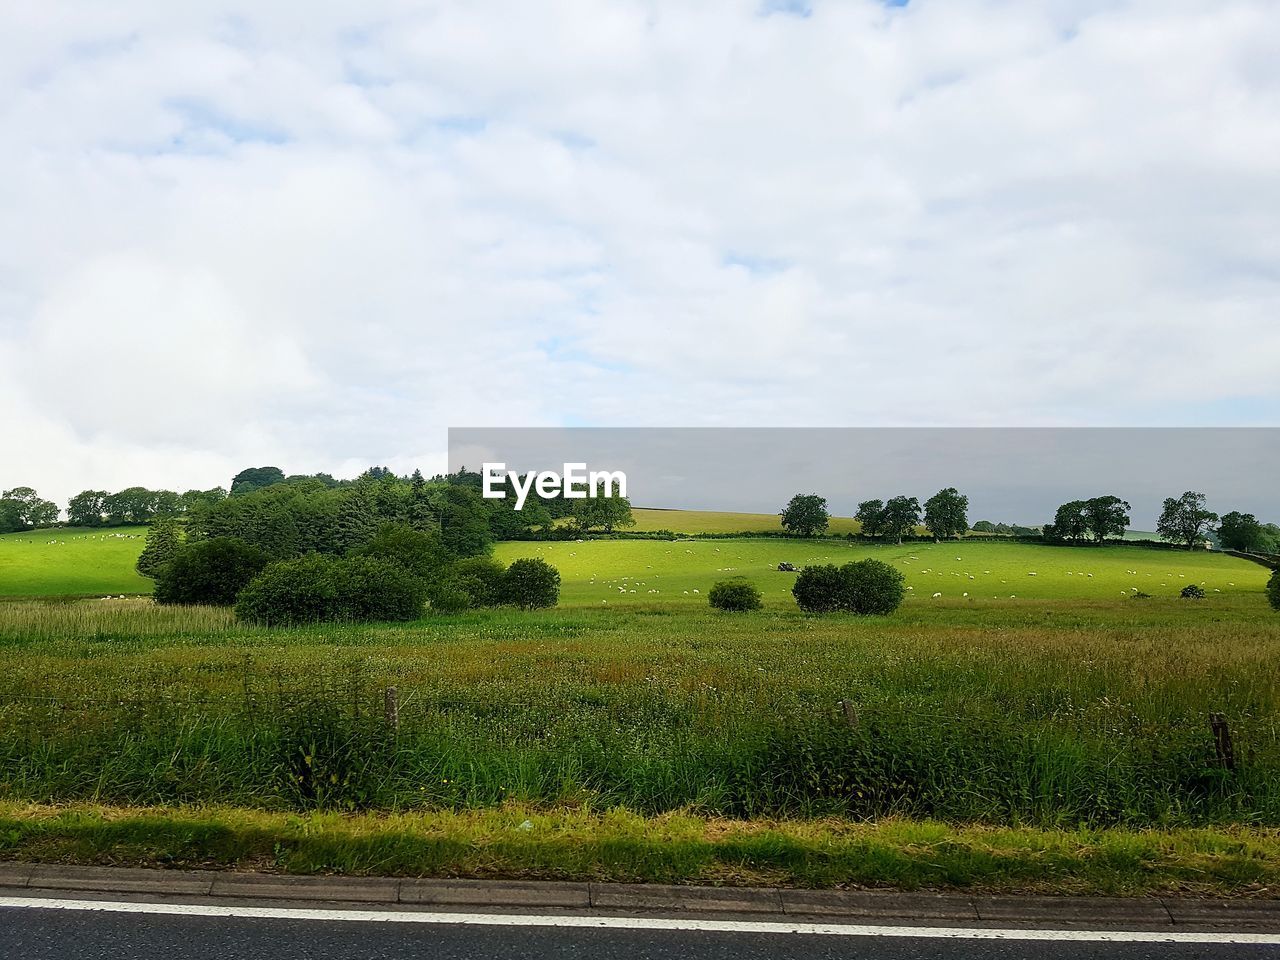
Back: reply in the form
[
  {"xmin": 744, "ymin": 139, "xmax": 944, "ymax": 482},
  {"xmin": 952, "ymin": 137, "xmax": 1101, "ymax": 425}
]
[{"xmin": 2, "ymin": 802, "xmax": 1278, "ymax": 896}]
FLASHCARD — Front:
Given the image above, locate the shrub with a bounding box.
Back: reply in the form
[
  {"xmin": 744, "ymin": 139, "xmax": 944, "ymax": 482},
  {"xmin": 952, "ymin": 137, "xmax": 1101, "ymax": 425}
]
[
  {"xmin": 1180, "ymin": 584, "xmax": 1206, "ymax": 600},
  {"xmin": 792, "ymin": 564, "xmax": 845, "ymax": 613},
  {"xmin": 501, "ymin": 558, "xmax": 561, "ymax": 609},
  {"xmin": 792, "ymin": 560, "xmax": 905, "ymax": 615},
  {"xmin": 154, "ymin": 538, "xmax": 270, "ymax": 606},
  {"xmin": 353, "ymin": 523, "xmax": 450, "ymax": 584},
  {"xmin": 439, "ymin": 556, "xmax": 507, "ymax": 609},
  {"xmin": 839, "ymin": 559, "xmax": 906, "ymax": 615},
  {"xmin": 235, "ymin": 554, "xmax": 425, "ymax": 625},
  {"xmin": 1267, "ymin": 569, "xmax": 1280, "ymax": 611},
  {"xmin": 708, "ymin": 578, "xmax": 763, "ymax": 612}
]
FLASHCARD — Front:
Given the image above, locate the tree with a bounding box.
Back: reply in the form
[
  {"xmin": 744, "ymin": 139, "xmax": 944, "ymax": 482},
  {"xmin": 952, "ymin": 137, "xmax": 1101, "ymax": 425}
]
[
  {"xmin": 230, "ymin": 466, "xmax": 286, "ymax": 497},
  {"xmin": 1050, "ymin": 501, "xmax": 1089, "ymax": 543},
  {"xmin": 180, "ymin": 488, "xmax": 228, "ymax": 512},
  {"xmin": 103, "ymin": 487, "xmax": 158, "ymax": 525},
  {"xmin": 501, "ymin": 558, "xmax": 561, "ymax": 609},
  {"xmin": 923, "ymin": 488, "xmax": 968, "ymax": 540},
  {"xmin": 972, "ymin": 520, "xmax": 997, "ymax": 533},
  {"xmin": 708, "ymin": 578, "xmax": 763, "ymax": 612},
  {"xmin": 1157, "ymin": 491, "xmax": 1218, "ymax": 550},
  {"xmin": 880, "ymin": 495, "xmax": 921, "ymax": 544},
  {"xmin": 855, "ymin": 500, "xmax": 884, "ymax": 538},
  {"xmin": 572, "ymin": 493, "xmax": 635, "ymax": 533},
  {"xmin": 154, "ymin": 538, "xmax": 270, "ymax": 606},
  {"xmin": 355, "ymin": 523, "xmax": 450, "ymax": 584},
  {"xmin": 1268, "ymin": 569, "xmax": 1280, "ymax": 611},
  {"xmin": 780, "ymin": 494, "xmax": 829, "ymax": 537},
  {"xmin": 136, "ymin": 516, "xmax": 181, "ymax": 578},
  {"xmin": 67, "ymin": 490, "xmax": 109, "ymax": 527},
  {"xmin": 1218, "ymin": 511, "xmax": 1266, "ymax": 553},
  {"xmin": 1083, "ymin": 495, "xmax": 1131, "ymax": 543},
  {"xmin": 0, "ymin": 487, "xmax": 59, "ymax": 530}
]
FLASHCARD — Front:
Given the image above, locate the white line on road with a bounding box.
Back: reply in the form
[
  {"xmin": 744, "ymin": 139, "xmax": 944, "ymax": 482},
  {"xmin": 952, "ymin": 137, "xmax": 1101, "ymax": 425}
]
[{"xmin": 2, "ymin": 896, "xmax": 1279, "ymax": 945}]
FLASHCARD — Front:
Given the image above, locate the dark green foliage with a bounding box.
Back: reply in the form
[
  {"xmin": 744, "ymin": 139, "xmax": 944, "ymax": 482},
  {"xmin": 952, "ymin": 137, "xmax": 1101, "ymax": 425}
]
[
  {"xmin": 792, "ymin": 560, "xmax": 905, "ymax": 615},
  {"xmin": 235, "ymin": 555, "xmax": 426, "ymax": 626},
  {"xmin": 708, "ymin": 578, "xmax": 763, "ymax": 611},
  {"xmin": 230, "ymin": 466, "xmax": 286, "ymax": 497},
  {"xmin": 501, "ymin": 558, "xmax": 561, "ymax": 609},
  {"xmin": 572, "ymin": 494, "xmax": 635, "ymax": 533},
  {"xmin": 1181, "ymin": 584, "xmax": 1206, "ymax": 600},
  {"xmin": 440, "ymin": 556, "xmax": 508, "ymax": 608},
  {"xmin": 1268, "ymin": 570, "xmax": 1280, "ymax": 611},
  {"xmin": 67, "ymin": 490, "xmax": 110, "ymax": 527},
  {"xmin": 923, "ymin": 487, "xmax": 969, "ymax": 540},
  {"xmin": 792, "ymin": 564, "xmax": 846, "ymax": 613},
  {"xmin": 154, "ymin": 538, "xmax": 270, "ymax": 606},
  {"xmin": 0, "ymin": 486, "xmax": 59, "ymax": 531},
  {"xmin": 1219, "ymin": 512, "xmax": 1268, "ymax": 553},
  {"xmin": 1083, "ymin": 495, "xmax": 1131, "ymax": 543},
  {"xmin": 136, "ymin": 517, "xmax": 181, "ymax": 578},
  {"xmin": 438, "ymin": 485, "xmax": 495, "ymax": 557},
  {"xmin": 840, "ymin": 559, "xmax": 906, "ymax": 614},
  {"xmin": 1158, "ymin": 491, "xmax": 1218, "ymax": 550},
  {"xmin": 780, "ymin": 494, "xmax": 829, "ymax": 537},
  {"xmin": 855, "ymin": 500, "xmax": 885, "ymax": 538},
  {"xmin": 355, "ymin": 523, "xmax": 450, "ymax": 583}
]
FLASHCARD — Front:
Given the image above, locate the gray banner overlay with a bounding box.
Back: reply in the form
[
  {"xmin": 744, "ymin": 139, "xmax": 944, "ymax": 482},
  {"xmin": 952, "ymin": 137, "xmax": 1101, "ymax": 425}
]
[{"xmin": 448, "ymin": 428, "xmax": 1279, "ymax": 529}]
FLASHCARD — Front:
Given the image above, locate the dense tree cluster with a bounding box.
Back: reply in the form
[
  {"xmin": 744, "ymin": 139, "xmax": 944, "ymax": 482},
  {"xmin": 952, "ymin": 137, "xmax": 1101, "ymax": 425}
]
[
  {"xmin": 780, "ymin": 494, "xmax": 830, "ymax": 537},
  {"xmin": 0, "ymin": 487, "xmax": 59, "ymax": 533},
  {"xmin": 1043, "ymin": 495, "xmax": 1132, "ymax": 544},
  {"xmin": 792, "ymin": 559, "xmax": 905, "ymax": 615}
]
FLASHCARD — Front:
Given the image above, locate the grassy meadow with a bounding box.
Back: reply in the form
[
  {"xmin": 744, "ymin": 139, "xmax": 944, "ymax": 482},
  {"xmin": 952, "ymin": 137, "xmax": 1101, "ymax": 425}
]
[
  {"xmin": 629, "ymin": 507, "xmax": 862, "ymax": 535},
  {"xmin": 2, "ymin": 519, "xmax": 1279, "ymax": 891},
  {"xmin": 0, "ymin": 526, "xmax": 151, "ymax": 598}
]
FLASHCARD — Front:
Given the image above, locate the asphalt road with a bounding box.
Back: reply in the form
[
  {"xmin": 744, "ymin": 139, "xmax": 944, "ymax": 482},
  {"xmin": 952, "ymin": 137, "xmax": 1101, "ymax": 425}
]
[{"xmin": 4, "ymin": 906, "xmax": 1278, "ymax": 960}]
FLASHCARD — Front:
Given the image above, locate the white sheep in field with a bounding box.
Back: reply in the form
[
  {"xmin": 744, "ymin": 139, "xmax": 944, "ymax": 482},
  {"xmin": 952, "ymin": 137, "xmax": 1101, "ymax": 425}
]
[{"xmin": 932, "ymin": 592, "xmax": 942, "ymax": 598}]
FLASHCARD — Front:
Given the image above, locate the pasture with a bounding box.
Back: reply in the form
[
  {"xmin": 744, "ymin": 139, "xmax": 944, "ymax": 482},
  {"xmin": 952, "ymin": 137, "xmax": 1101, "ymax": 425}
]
[
  {"xmin": 0, "ymin": 526, "xmax": 151, "ymax": 598},
  {"xmin": 2, "ymin": 524, "xmax": 1279, "ymax": 890},
  {"xmin": 496, "ymin": 538, "xmax": 1269, "ymax": 606},
  {"xmin": 630, "ymin": 507, "xmax": 862, "ymax": 535}
]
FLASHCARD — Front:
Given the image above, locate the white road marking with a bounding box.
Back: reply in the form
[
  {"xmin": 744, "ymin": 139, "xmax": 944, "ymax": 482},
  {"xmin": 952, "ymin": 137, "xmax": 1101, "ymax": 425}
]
[{"xmin": 1, "ymin": 896, "xmax": 1278, "ymax": 945}]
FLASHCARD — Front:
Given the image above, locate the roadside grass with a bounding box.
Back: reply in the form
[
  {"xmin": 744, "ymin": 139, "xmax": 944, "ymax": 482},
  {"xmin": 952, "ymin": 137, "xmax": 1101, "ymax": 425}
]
[
  {"xmin": 0, "ymin": 526, "xmax": 151, "ymax": 598},
  {"xmin": 2, "ymin": 801, "xmax": 1278, "ymax": 895},
  {"xmin": 2, "ymin": 594, "xmax": 1277, "ymax": 827}
]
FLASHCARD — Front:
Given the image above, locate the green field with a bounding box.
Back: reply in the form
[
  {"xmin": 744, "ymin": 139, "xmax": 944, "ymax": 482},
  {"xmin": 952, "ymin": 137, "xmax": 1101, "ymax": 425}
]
[
  {"xmin": 630, "ymin": 507, "xmax": 862, "ymax": 535},
  {"xmin": 2, "ymin": 520, "xmax": 1278, "ymax": 892},
  {"xmin": 0, "ymin": 527, "xmax": 152, "ymax": 598},
  {"xmin": 496, "ymin": 538, "xmax": 1267, "ymax": 605}
]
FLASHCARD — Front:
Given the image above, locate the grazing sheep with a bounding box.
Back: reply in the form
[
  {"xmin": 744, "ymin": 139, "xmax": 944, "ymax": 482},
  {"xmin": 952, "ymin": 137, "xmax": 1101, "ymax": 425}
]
[{"xmin": 932, "ymin": 592, "xmax": 942, "ymax": 598}]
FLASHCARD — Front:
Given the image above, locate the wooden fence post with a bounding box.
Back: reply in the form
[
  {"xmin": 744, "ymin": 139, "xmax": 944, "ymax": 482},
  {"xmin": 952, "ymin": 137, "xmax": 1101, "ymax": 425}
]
[
  {"xmin": 839, "ymin": 699, "xmax": 859, "ymax": 729},
  {"xmin": 1209, "ymin": 712, "xmax": 1235, "ymax": 771},
  {"xmin": 384, "ymin": 686, "xmax": 399, "ymax": 732}
]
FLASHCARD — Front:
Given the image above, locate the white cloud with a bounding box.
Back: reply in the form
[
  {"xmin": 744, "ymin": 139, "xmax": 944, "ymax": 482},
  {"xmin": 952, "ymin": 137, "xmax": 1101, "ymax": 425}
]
[{"xmin": 2, "ymin": 0, "xmax": 1278, "ymax": 505}]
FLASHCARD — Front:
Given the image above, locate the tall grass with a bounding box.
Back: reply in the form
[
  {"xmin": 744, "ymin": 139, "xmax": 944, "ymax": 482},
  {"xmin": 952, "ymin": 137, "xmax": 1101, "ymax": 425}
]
[{"xmin": 2, "ymin": 598, "xmax": 1278, "ymax": 826}]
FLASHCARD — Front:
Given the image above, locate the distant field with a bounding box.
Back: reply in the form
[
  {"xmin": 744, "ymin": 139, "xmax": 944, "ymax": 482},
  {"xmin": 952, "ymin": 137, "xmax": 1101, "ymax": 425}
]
[
  {"xmin": 0, "ymin": 527, "xmax": 151, "ymax": 598},
  {"xmin": 630, "ymin": 507, "xmax": 862, "ymax": 534},
  {"xmin": 497, "ymin": 537, "xmax": 1269, "ymax": 606}
]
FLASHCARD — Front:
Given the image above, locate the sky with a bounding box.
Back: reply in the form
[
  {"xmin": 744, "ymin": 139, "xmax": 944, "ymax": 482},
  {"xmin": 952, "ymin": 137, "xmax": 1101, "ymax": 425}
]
[{"xmin": 3, "ymin": 1, "xmax": 1279, "ymax": 507}]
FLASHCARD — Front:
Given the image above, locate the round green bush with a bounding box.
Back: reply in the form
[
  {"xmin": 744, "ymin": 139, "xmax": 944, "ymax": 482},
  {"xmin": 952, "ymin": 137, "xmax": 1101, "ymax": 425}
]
[
  {"xmin": 441, "ymin": 556, "xmax": 507, "ymax": 608},
  {"xmin": 154, "ymin": 537, "xmax": 270, "ymax": 606},
  {"xmin": 792, "ymin": 560, "xmax": 906, "ymax": 615},
  {"xmin": 235, "ymin": 554, "xmax": 425, "ymax": 625},
  {"xmin": 1180, "ymin": 583, "xmax": 1206, "ymax": 600},
  {"xmin": 708, "ymin": 578, "xmax": 763, "ymax": 611},
  {"xmin": 839, "ymin": 558, "xmax": 906, "ymax": 615},
  {"xmin": 1266, "ymin": 569, "xmax": 1279, "ymax": 610},
  {"xmin": 501, "ymin": 557, "xmax": 561, "ymax": 609},
  {"xmin": 792, "ymin": 564, "xmax": 845, "ymax": 613}
]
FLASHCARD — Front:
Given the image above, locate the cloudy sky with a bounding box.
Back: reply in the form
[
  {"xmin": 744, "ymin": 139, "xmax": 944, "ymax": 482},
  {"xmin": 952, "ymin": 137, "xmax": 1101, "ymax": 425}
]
[{"xmin": 3, "ymin": 1, "xmax": 1279, "ymax": 505}]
